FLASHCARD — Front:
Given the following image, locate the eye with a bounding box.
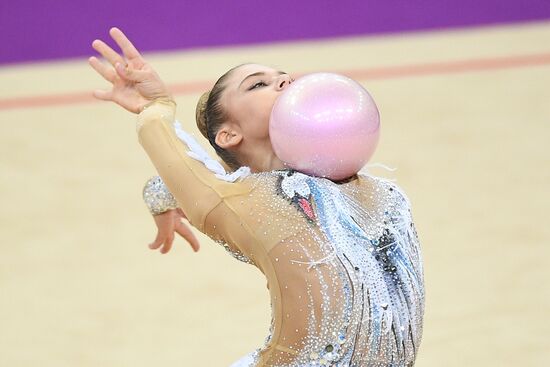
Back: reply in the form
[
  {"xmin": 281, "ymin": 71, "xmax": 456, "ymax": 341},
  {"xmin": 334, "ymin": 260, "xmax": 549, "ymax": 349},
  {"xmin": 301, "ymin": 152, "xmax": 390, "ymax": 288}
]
[{"xmin": 248, "ymin": 81, "xmax": 268, "ymax": 90}]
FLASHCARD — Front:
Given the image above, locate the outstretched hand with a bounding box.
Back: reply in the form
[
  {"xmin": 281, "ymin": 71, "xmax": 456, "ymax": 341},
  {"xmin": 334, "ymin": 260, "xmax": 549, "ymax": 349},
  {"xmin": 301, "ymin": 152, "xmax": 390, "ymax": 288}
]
[
  {"xmin": 149, "ymin": 208, "xmax": 201, "ymax": 254},
  {"xmin": 90, "ymin": 28, "xmax": 197, "ymax": 254},
  {"xmin": 89, "ymin": 27, "xmax": 172, "ymax": 113}
]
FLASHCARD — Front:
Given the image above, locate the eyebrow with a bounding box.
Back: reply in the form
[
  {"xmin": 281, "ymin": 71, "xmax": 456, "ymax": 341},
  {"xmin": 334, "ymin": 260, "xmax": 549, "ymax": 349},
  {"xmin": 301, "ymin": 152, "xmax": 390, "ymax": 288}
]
[{"xmin": 239, "ymin": 71, "xmax": 286, "ymax": 89}]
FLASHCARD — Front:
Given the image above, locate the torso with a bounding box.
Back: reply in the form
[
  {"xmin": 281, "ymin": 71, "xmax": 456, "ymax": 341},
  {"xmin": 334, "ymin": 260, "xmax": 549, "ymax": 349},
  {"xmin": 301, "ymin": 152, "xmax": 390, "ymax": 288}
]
[{"xmin": 220, "ymin": 170, "xmax": 425, "ymax": 366}]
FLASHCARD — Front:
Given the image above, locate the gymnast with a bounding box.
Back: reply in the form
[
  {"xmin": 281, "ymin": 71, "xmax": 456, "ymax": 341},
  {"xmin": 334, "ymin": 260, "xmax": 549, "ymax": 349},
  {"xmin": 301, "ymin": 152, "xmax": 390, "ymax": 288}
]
[{"xmin": 89, "ymin": 27, "xmax": 425, "ymax": 366}]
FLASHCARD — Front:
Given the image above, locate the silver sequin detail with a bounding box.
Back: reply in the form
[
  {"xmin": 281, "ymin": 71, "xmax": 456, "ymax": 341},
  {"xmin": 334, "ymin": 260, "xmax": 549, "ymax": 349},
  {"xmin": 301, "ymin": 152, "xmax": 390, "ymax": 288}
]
[
  {"xmin": 242, "ymin": 170, "xmax": 425, "ymax": 367},
  {"xmin": 142, "ymin": 175, "xmax": 178, "ymax": 215},
  {"xmin": 214, "ymin": 239, "xmax": 255, "ymax": 265}
]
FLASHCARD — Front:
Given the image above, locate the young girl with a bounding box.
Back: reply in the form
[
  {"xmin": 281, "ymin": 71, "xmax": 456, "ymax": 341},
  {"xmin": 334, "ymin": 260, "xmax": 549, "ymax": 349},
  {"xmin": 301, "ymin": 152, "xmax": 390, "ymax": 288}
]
[{"xmin": 89, "ymin": 27, "xmax": 425, "ymax": 367}]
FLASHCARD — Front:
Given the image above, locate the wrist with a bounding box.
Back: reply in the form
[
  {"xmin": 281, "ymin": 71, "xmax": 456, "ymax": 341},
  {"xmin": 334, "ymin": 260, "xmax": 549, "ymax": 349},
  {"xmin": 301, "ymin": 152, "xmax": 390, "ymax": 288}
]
[
  {"xmin": 139, "ymin": 97, "xmax": 176, "ymax": 113},
  {"xmin": 142, "ymin": 176, "xmax": 178, "ymax": 216},
  {"xmin": 136, "ymin": 97, "xmax": 177, "ymax": 132}
]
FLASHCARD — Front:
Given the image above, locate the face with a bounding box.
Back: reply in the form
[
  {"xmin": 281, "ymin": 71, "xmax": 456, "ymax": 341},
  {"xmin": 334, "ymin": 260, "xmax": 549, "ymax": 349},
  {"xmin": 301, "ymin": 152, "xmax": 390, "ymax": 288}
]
[{"xmin": 219, "ymin": 64, "xmax": 293, "ymax": 144}]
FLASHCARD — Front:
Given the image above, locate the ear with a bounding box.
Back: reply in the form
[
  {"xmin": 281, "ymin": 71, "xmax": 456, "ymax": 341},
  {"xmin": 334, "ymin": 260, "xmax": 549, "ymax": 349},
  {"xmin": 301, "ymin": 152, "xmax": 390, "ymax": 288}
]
[{"xmin": 215, "ymin": 125, "xmax": 243, "ymax": 149}]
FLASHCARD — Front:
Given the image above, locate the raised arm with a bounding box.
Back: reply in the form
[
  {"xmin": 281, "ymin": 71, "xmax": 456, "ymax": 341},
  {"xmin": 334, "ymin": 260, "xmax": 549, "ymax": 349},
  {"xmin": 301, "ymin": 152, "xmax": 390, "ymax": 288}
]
[
  {"xmin": 136, "ymin": 99, "xmax": 253, "ymax": 230},
  {"xmin": 89, "ymin": 27, "xmax": 251, "ymax": 238}
]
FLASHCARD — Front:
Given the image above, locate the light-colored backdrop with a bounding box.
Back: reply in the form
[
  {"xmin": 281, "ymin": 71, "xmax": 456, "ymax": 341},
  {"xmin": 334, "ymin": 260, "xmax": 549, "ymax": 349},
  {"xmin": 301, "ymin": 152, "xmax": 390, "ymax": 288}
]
[{"xmin": 1, "ymin": 21, "xmax": 549, "ymax": 366}]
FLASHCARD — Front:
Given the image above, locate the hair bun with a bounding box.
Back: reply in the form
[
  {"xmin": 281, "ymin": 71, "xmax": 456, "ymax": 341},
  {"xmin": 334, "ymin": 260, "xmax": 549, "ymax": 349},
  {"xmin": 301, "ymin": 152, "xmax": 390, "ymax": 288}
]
[{"xmin": 195, "ymin": 90, "xmax": 211, "ymax": 139}]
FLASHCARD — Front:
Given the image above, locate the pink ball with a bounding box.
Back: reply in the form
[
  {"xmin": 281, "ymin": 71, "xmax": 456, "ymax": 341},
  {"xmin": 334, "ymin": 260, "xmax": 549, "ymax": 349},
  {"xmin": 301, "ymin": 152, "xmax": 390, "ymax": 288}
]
[{"xmin": 269, "ymin": 73, "xmax": 380, "ymax": 181}]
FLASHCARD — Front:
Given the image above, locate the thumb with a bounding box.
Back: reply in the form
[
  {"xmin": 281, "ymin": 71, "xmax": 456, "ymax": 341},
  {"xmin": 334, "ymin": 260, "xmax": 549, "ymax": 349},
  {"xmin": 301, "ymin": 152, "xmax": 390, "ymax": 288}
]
[{"xmin": 115, "ymin": 62, "xmax": 148, "ymax": 82}]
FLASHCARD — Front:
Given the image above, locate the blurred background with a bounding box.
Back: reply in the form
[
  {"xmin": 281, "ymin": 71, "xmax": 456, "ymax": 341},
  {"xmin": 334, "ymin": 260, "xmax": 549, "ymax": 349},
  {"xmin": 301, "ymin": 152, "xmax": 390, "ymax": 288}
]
[{"xmin": 1, "ymin": 1, "xmax": 549, "ymax": 365}]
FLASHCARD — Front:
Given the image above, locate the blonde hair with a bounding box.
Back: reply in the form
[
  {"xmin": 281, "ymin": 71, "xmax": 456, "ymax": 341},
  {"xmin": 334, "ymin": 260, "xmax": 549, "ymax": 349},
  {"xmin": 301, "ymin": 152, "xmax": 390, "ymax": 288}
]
[{"xmin": 195, "ymin": 90, "xmax": 210, "ymax": 140}]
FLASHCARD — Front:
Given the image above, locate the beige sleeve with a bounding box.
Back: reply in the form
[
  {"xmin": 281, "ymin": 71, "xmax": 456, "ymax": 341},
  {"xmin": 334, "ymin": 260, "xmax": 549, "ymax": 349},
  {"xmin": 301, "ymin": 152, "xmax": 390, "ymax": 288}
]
[{"xmin": 136, "ymin": 100, "xmax": 251, "ymax": 234}]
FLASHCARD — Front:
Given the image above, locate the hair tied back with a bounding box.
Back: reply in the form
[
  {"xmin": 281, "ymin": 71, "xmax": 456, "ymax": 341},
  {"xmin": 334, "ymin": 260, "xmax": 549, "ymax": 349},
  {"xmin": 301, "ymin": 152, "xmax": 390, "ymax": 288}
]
[{"xmin": 195, "ymin": 90, "xmax": 211, "ymax": 139}]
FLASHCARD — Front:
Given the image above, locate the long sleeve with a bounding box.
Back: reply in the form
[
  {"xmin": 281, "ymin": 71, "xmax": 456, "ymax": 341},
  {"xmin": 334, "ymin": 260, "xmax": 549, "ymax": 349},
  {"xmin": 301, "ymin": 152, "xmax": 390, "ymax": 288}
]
[
  {"xmin": 136, "ymin": 100, "xmax": 251, "ymax": 232},
  {"xmin": 136, "ymin": 105, "xmax": 425, "ymax": 366}
]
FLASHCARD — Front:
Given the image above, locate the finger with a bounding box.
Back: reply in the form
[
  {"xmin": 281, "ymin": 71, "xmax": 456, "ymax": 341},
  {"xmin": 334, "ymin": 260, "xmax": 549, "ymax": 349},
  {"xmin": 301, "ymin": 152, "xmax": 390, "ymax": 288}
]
[
  {"xmin": 92, "ymin": 89, "xmax": 113, "ymax": 101},
  {"xmin": 88, "ymin": 56, "xmax": 116, "ymax": 83},
  {"xmin": 149, "ymin": 233, "xmax": 164, "ymax": 249},
  {"xmin": 160, "ymin": 234, "xmax": 174, "ymax": 254},
  {"xmin": 175, "ymin": 221, "xmax": 200, "ymax": 252},
  {"xmin": 109, "ymin": 27, "xmax": 145, "ymax": 67},
  {"xmin": 115, "ymin": 62, "xmax": 149, "ymax": 83},
  {"xmin": 92, "ymin": 39, "xmax": 126, "ymax": 68},
  {"xmin": 149, "ymin": 241, "xmax": 163, "ymax": 250}
]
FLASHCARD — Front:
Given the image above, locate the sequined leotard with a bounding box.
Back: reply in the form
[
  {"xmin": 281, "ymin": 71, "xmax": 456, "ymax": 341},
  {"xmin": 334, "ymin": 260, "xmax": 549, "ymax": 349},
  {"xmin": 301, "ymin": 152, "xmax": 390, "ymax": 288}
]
[{"xmin": 138, "ymin": 100, "xmax": 425, "ymax": 367}]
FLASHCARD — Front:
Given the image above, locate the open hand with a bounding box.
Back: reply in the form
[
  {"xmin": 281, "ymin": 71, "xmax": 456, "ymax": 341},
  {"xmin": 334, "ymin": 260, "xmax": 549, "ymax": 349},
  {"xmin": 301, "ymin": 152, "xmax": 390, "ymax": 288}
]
[
  {"xmin": 149, "ymin": 208, "xmax": 201, "ymax": 254},
  {"xmin": 89, "ymin": 27, "xmax": 172, "ymax": 113}
]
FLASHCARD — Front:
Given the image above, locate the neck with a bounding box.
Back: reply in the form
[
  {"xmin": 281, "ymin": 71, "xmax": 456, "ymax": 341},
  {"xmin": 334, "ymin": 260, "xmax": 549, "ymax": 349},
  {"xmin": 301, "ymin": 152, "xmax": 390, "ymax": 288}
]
[{"xmin": 239, "ymin": 139, "xmax": 286, "ymax": 173}]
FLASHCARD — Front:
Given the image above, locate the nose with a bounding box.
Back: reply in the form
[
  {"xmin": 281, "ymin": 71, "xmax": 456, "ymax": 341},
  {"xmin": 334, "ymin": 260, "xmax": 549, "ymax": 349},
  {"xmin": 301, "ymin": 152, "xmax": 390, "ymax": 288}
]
[{"xmin": 276, "ymin": 74, "xmax": 293, "ymax": 91}]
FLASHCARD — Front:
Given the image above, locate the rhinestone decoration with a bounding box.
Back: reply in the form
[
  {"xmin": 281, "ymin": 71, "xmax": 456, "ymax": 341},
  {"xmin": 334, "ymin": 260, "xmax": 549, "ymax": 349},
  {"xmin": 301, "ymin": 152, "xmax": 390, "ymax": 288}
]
[
  {"xmin": 142, "ymin": 175, "xmax": 179, "ymax": 215},
  {"xmin": 239, "ymin": 169, "xmax": 425, "ymax": 366},
  {"xmin": 147, "ymin": 169, "xmax": 425, "ymax": 366}
]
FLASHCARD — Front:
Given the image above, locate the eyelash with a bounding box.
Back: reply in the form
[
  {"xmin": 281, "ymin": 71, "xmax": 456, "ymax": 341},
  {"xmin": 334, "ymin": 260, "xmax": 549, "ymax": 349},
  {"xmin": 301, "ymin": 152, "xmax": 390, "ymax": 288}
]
[{"xmin": 249, "ymin": 81, "xmax": 268, "ymax": 90}]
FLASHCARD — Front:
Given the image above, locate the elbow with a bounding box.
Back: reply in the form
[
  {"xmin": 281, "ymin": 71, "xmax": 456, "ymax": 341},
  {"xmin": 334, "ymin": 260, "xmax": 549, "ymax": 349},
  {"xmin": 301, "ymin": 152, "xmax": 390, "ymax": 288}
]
[{"xmin": 169, "ymin": 188, "xmax": 223, "ymax": 234}]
